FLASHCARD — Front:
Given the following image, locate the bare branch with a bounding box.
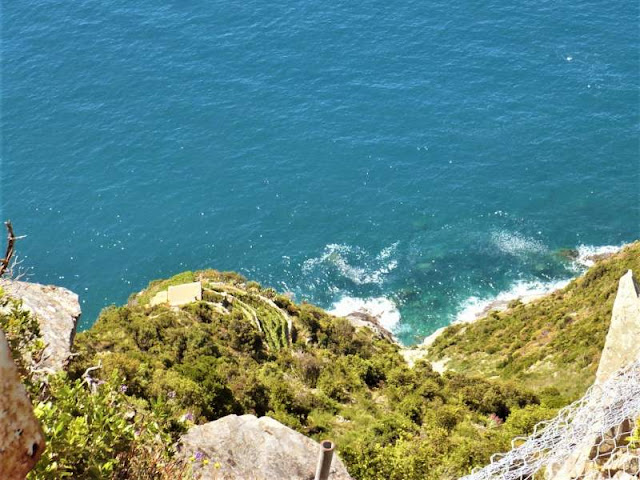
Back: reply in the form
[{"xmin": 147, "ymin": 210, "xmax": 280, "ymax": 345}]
[
  {"xmin": 82, "ymin": 361, "xmax": 103, "ymax": 393},
  {"xmin": 82, "ymin": 361, "xmax": 102, "ymax": 378},
  {"xmin": 0, "ymin": 221, "xmax": 17, "ymax": 278},
  {"xmin": 9, "ymin": 254, "xmax": 31, "ymax": 281}
]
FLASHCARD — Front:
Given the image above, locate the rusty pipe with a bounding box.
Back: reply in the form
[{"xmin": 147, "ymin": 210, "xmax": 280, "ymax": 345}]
[{"xmin": 314, "ymin": 439, "xmax": 335, "ymax": 480}]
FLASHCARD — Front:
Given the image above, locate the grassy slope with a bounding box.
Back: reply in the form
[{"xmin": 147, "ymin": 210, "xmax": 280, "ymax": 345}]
[
  {"xmin": 428, "ymin": 241, "xmax": 640, "ymax": 400},
  {"xmin": 71, "ymin": 270, "xmax": 557, "ymax": 480}
]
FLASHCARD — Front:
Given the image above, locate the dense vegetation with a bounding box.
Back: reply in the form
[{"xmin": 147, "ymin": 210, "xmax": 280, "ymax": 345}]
[
  {"xmin": 68, "ymin": 269, "xmax": 562, "ymax": 479},
  {"xmin": 428, "ymin": 242, "xmax": 640, "ymax": 399},
  {"xmin": 0, "ymin": 291, "xmax": 187, "ymax": 479},
  {"xmin": 6, "ymin": 242, "xmax": 637, "ymax": 479}
]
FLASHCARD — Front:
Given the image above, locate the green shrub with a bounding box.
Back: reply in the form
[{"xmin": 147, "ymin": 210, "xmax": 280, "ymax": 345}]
[
  {"xmin": 68, "ymin": 267, "xmax": 588, "ymax": 479},
  {"xmin": 30, "ymin": 373, "xmax": 135, "ymax": 479},
  {"xmin": 429, "ymin": 242, "xmax": 640, "ymax": 398}
]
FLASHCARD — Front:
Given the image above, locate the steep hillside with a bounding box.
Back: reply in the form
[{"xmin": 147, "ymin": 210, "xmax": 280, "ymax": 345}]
[
  {"xmin": 70, "ymin": 269, "xmax": 558, "ymax": 480},
  {"xmin": 9, "ymin": 244, "xmax": 637, "ymax": 479},
  {"xmin": 428, "ymin": 242, "xmax": 640, "ymax": 399}
]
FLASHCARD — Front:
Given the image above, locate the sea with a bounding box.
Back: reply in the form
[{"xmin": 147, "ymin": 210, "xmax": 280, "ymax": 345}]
[{"xmin": 2, "ymin": 1, "xmax": 638, "ymax": 344}]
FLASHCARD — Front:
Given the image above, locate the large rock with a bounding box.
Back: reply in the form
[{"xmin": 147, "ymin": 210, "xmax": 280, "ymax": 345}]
[
  {"xmin": 595, "ymin": 269, "xmax": 640, "ymax": 384},
  {"xmin": 178, "ymin": 414, "xmax": 353, "ymax": 480},
  {"xmin": 0, "ymin": 329, "xmax": 45, "ymax": 479},
  {"xmin": 345, "ymin": 311, "xmax": 396, "ymax": 343},
  {"xmin": 0, "ymin": 279, "xmax": 81, "ymax": 372},
  {"xmin": 552, "ymin": 270, "xmax": 640, "ymax": 480}
]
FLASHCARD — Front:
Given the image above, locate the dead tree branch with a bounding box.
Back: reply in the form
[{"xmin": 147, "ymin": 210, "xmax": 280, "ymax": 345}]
[
  {"xmin": 82, "ymin": 361, "xmax": 103, "ymax": 393},
  {"xmin": 0, "ymin": 221, "xmax": 26, "ymax": 279},
  {"xmin": 0, "ymin": 221, "xmax": 17, "ymax": 278}
]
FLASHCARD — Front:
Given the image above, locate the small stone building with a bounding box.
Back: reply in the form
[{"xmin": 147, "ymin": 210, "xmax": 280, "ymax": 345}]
[{"xmin": 150, "ymin": 281, "xmax": 202, "ymax": 307}]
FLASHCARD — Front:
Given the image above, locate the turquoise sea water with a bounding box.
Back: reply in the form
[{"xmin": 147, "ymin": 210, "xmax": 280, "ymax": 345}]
[{"xmin": 2, "ymin": 1, "xmax": 638, "ymax": 343}]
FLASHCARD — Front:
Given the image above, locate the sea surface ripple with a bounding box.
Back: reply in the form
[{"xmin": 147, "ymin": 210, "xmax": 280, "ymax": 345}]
[{"xmin": 2, "ymin": 1, "xmax": 638, "ymax": 343}]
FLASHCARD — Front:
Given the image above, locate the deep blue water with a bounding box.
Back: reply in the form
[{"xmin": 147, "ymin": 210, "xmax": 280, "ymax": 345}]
[{"xmin": 2, "ymin": 1, "xmax": 638, "ymax": 343}]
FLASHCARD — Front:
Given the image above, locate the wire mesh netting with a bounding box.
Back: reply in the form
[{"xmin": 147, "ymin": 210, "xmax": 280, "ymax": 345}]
[{"xmin": 462, "ymin": 357, "xmax": 640, "ymax": 480}]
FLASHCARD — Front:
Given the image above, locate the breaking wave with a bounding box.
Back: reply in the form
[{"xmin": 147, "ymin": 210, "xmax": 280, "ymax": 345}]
[
  {"xmin": 302, "ymin": 242, "xmax": 399, "ymax": 286},
  {"xmin": 454, "ymin": 243, "xmax": 625, "ymax": 325},
  {"xmin": 573, "ymin": 244, "xmax": 623, "ymax": 268},
  {"xmin": 329, "ymin": 296, "xmax": 401, "ymax": 331},
  {"xmin": 455, "ymin": 278, "xmax": 571, "ymax": 324}
]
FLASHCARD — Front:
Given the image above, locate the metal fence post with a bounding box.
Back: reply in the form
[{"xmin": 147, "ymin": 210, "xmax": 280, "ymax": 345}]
[{"xmin": 314, "ymin": 439, "xmax": 335, "ymax": 480}]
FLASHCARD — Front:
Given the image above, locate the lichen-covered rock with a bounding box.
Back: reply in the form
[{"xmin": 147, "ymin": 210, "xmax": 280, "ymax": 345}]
[
  {"xmin": 178, "ymin": 414, "xmax": 353, "ymax": 480},
  {"xmin": 0, "ymin": 329, "xmax": 45, "ymax": 479},
  {"xmin": 0, "ymin": 279, "xmax": 81, "ymax": 372}
]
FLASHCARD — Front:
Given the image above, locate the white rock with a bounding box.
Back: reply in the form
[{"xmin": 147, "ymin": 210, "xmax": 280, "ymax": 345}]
[
  {"xmin": 611, "ymin": 471, "xmax": 637, "ymax": 480},
  {"xmin": 178, "ymin": 414, "xmax": 353, "ymax": 480},
  {"xmin": 345, "ymin": 311, "xmax": 395, "ymax": 342},
  {"xmin": 595, "ymin": 270, "xmax": 640, "ymax": 384},
  {"xmin": 0, "ymin": 279, "xmax": 80, "ymax": 372},
  {"xmin": 553, "ymin": 270, "xmax": 640, "ymax": 480},
  {"xmin": 603, "ymin": 450, "xmax": 640, "ymax": 476}
]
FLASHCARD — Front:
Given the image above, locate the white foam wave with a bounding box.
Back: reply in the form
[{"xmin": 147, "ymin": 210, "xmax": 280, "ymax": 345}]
[
  {"xmin": 455, "ymin": 278, "xmax": 571, "ymax": 324},
  {"xmin": 573, "ymin": 244, "xmax": 622, "ymax": 268},
  {"xmin": 491, "ymin": 230, "xmax": 547, "ymax": 258},
  {"xmin": 302, "ymin": 243, "xmax": 398, "ymax": 285},
  {"xmin": 329, "ymin": 296, "xmax": 401, "ymax": 331},
  {"xmin": 454, "ymin": 243, "xmax": 627, "ymax": 324}
]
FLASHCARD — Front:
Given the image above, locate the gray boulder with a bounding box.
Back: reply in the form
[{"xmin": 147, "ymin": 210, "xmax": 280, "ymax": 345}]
[
  {"xmin": 595, "ymin": 269, "xmax": 640, "ymax": 384},
  {"xmin": 178, "ymin": 414, "xmax": 353, "ymax": 480},
  {"xmin": 0, "ymin": 279, "xmax": 81, "ymax": 372},
  {"xmin": 345, "ymin": 311, "xmax": 396, "ymax": 343}
]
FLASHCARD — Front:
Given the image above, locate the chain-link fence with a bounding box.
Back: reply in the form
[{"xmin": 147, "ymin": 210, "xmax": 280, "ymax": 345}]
[{"xmin": 462, "ymin": 357, "xmax": 640, "ymax": 480}]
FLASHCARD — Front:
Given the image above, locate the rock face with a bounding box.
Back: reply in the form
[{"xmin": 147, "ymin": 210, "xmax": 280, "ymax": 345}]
[
  {"xmin": 0, "ymin": 329, "xmax": 45, "ymax": 479},
  {"xmin": 345, "ymin": 311, "xmax": 395, "ymax": 343},
  {"xmin": 178, "ymin": 414, "xmax": 353, "ymax": 480},
  {"xmin": 552, "ymin": 270, "xmax": 640, "ymax": 480},
  {"xmin": 595, "ymin": 269, "xmax": 640, "ymax": 384},
  {"xmin": 0, "ymin": 279, "xmax": 81, "ymax": 372}
]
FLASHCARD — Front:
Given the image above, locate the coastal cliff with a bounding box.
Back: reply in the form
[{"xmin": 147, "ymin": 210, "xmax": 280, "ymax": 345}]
[
  {"xmin": 0, "ymin": 242, "xmax": 638, "ymax": 479},
  {"xmin": 426, "ymin": 242, "xmax": 640, "ymax": 399}
]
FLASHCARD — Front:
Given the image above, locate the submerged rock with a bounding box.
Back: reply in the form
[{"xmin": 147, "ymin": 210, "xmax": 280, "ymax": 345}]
[
  {"xmin": 178, "ymin": 414, "xmax": 353, "ymax": 480},
  {"xmin": 0, "ymin": 279, "xmax": 81, "ymax": 372}
]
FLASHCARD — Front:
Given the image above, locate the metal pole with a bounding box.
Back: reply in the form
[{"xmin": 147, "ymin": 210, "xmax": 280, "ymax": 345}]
[{"xmin": 314, "ymin": 440, "xmax": 335, "ymax": 480}]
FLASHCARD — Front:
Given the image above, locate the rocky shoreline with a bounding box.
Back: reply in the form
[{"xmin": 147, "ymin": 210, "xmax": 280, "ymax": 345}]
[{"xmin": 397, "ymin": 246, "xmax": 622, "ymax": 368}]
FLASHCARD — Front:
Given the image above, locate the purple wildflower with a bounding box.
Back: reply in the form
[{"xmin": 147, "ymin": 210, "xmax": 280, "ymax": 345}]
[
  {"xmin": 119, "ymin": 384, "xmax": 128, "ymax": 393},
  {"xmin": 195, "ymin": 451, "xmax": 205, "ymax": 462},
  {"xmin": 184, "ymin": 412, "xmax": 194, "ymax": 422}
]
